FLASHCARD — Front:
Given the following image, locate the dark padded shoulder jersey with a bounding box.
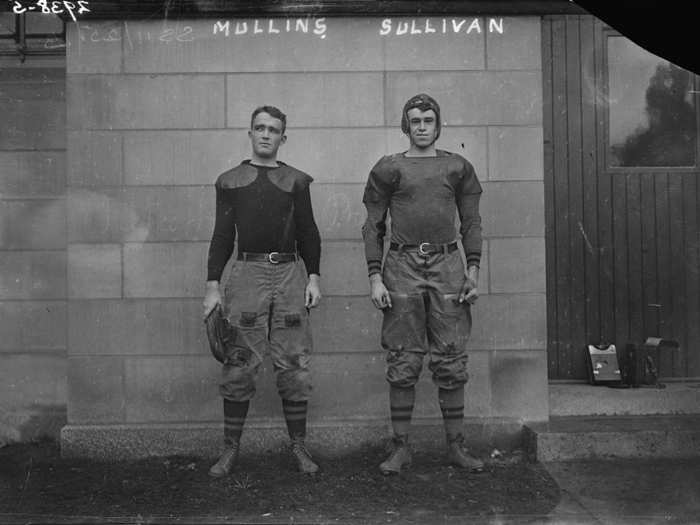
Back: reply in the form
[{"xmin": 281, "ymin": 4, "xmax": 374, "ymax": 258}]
[
  {"xmin": 361, "ymin": 150, "xmax": 482, "ymax": 275},
  {"xmin": 207, "ymin": 160, "xmax": 321, "ymax": 281}
]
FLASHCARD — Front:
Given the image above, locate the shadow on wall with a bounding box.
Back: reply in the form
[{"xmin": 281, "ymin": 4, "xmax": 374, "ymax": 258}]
[
  {"xmin": 67, "ymin": 189, "xmax": 151, "ymax": 244},
  {"xmin": 2, "ymin": 189, "xmax": 150, "ymax": 249}
]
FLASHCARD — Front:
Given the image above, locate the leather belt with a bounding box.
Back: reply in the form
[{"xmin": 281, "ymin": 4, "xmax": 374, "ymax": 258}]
[
  {"xmin": 237, "ymin": 252, "xmax": 298, "ymax": 264},
  {"xmin": 389, "ymin": 241, "xmax": 459, "ymax": 256}
]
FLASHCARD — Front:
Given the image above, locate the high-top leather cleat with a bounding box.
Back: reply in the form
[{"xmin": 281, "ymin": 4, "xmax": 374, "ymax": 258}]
[
  {"xmin": 379, "ymin": 435, "xmax": 412, "ymax": 475},
  {"xmin": 447, "ymin": 434, "xmax": 484, "ymax": 472},
  {"xmin": 290, "ymin": 439, "xmax": 319, "ymax": 474},
  {"xmin": 208, "ymin": 442, "xmax": 240, "ymax": 478}
]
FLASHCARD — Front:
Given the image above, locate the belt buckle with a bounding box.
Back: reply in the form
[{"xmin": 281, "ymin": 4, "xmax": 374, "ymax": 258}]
[
  {"xmin": 268, "ymin": 251, "xmax": 280, "ymax": 264},
  {"xmin": 418, "ymin": 242, "xmax": 431, "ymax": 256}
]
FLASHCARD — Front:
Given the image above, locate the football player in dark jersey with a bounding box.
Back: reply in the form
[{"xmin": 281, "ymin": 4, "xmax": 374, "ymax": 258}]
[
  {"xmin": 204, "ymin": 106, "xmax": 321, "ymax": 477},
  {"xmin": 362, "ymin": 94, "xmax": 484, "ymax": 474}
]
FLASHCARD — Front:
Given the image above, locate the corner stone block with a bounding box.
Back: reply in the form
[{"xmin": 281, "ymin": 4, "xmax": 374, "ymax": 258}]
[
  {"xmin": 123, "ymin": 242, "xmax": 208, "ymax": 298},
  {"xmin": 124, "ymin": 130, "xmax": 239, "ymax": 186},
  {"xmin": 481, "ymin": 181, "xmax": 545, "ymax": 237},
  {"xmin": 488, "ymin": 126, "xmax": 544, "ymax": 181},
  {"xmin": 0, "ymin": 355, "xmax": 66, "ymax": 408},
  {"xmin": 489, "ymin": 237, "xmax": 546, "ymax": 293},
  {"xmin": 67, "ymin": 75, "xmax": 225, "ymax": 130},
  {"xmin": 384, "ymin": 17, "xmax": 485, "ymax": 71},
  {"xmin": 227, "ymin": 73, "xmax": 384, "ymax": 128},
  {"xmin": 67, "ymin": 131, "xmax": 122, "ymax": 187},
  {"xmin": 67, "ymin": 356, "xmax": 125, "ymax": 424},
  {"xmin": 385, "ymin": 71, "xmax": 541, "ymax": 126},
  {"xmin": 0, "ymin": 199, "xmax": 66, "ymax": 249},
  {"xmin": 66, "ymin": 22, "xmax": 123, "ymax": 73},
  {"xmin": 0, "ymin": 82, "xmax": 65, "ymax": 150},
  {"xmin": 0, "ymin": 251, "xmax": 66, "ymax": 299},
  {"xmin": 486, "ymin": 17, "xmax": 541, "ymax": 71},
  {"xmin": 124, "ymin": 356, "xmax": 220, "ymax": 422},
  {"xmin": 124, "ymin": 186, "xmax": 213, "ymax": 242},
  {"xmin": 0, "ymin": 151, "xmax": 65, "ymax": 197},
  {"xmin": 319, "ymin": 241, "xmax": 368, "ymax": 296},
  {"xmin": 67, "ymin": 188, "xmax": 127, "ymax": 243},
  {"xmin": 279, "ymin": 128, "xmax": 388, "ymax": 184},
  {"xmin": 69, "ymin": 299, "xmax": 206, "ymax": 356},
  {"xmin": 123, "ymin": 18, "xmax": 384, "ymax": 73},
  {"xmin": 0, "ymin": 301, "xmax": 66, "ymax": 351},
  {"xmin": 463, "ymin": 350, "xmax": 492, "ymax": 417},
  {"xmin": 67, "ymin": 244, "xmax": 122, "ymax": 299},
  {"xmin": 308, "ymin": 353, "xmax": 387, "ymax": 420},
  {"xmin": 470, "ymin": 293, "xmax": 547, "ymax": 350},
  {"xmin": 311, "ymin": 296, "xmax": 382, "ymax": 353},
  {"xmin": 490, "ymin": 349, "xmax": 548, "ymax": 421},
  {"xmin": 311, "ymin": 184, "xmax": 365, "ymax": 241}
]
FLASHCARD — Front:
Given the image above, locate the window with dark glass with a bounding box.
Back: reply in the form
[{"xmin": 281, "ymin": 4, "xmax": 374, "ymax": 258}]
[
  {"xmin": 0, "ymin": 13, "xmax": 65, "ymax": 58},
  {"xmin": 607, "ymin": 35, "xmax": 697, "ymax": 168}
]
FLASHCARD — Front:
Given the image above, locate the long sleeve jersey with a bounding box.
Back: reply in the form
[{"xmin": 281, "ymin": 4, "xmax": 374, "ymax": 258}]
[
  {"xmin": 207, "ymin": 160, "xmax": 321, "ymax": 281},
  {"xmin": 361, "ymin": 150, "xmax": 482, "ymax": 276}
]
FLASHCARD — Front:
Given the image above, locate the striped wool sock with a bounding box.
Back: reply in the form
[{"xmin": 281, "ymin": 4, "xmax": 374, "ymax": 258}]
[
  {"xmin": 223, "ymin": 399, "xmax": 249, "ymax": 446},
  {"xmin": 282, "ymin": 399, "xmax": 308, "ymax": 440},
  {"xmin": 439, "ymin": 386, "xmax": 465, "ymax": 442},
  {"xmin": 389, "ymin": 385, "xmax": 415, "ymax": 438}
]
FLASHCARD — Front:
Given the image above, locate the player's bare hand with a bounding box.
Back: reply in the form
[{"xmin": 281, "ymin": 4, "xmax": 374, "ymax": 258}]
[
  {"xmin": 459, "ymin": 277, "xmax": 478, "ymax": 304},
  {"xmin": 305, "ymin": 274, "xmax": 321, "ymax": 308},
  {"xmin": 370, "ymin": 275, "xmax": 392, "ymax": 309},
  {"xmin": 203, "ymin": 286, "xmax": 222, "ymax": 319}
]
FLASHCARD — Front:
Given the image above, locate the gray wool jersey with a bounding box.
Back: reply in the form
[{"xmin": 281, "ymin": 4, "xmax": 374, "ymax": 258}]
[{"xmin": 361, "ymin": 150, "xmax": 483, "ymax": 276}]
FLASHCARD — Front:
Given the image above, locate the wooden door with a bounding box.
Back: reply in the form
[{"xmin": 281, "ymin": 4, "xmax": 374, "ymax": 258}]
[{"xmin": 543, "ymin": 15, "xmax": 700, "ymax": 380}]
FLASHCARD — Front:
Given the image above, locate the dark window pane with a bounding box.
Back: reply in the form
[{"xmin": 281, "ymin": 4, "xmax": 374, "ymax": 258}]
[
  {"xmin": 0, "ymin": 13, "xmax": 15, "ymax": 36},
  {"xmin": 608, "ymin": 36, "xmax": 697, "ymax": 167},
  {"xmin": 25, "ymin": 13, "xmax": 64, "ymax": 35}
]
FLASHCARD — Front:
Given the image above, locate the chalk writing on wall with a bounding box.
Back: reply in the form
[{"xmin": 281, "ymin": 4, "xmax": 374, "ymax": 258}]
[
  {"xmin": 64, "ymin": 17, "xmax": 507, "ymax": 51},
  {"xmin": 212, "ymin": 18, "xmax": 505, "ymax": 39},
  {"xmin": 212, "ymin": 18, "xmax": 328, "ymax": 39},
  {"xmin": 379, "ymin": 18, "xmax": 504, "ymax": 35}
]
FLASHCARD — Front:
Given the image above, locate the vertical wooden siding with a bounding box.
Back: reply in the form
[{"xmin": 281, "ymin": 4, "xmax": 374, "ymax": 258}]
[{"xmin": 543, "ymin": 15, "xmax": 700, "ymax": 379}]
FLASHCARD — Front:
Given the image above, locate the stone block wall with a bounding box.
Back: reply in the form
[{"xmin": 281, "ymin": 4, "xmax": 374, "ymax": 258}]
[
  {"xmin": 61, "ymin": 15, "xmax": 547, "ymax": 457},
  {"xmin": 0, "ymin": 60, "xmax": 67, "ymax": 444}
]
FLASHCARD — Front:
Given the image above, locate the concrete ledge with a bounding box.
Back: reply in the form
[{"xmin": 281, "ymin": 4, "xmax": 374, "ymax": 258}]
[
  {"xmin": 524, "ymin": 415, "xmax": 700, "ymax": 462},
  {"xmin": 61, "ymin": 417, "xmax": 525, "ymax": 461},
  {"xmin": 550, "ymin": 382, "xmax": 700, "ymax": 416}
]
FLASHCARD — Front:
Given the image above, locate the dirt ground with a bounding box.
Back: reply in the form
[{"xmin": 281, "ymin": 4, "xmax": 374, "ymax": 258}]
[{"xmin": 0, "ymin": 439, "xmax": 560, "ymax": 524}]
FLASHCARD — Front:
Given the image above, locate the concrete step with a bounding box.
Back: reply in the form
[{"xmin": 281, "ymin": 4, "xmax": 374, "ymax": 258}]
[
  {"xmin": 549, "ymin": 382, "xmax": 700, "ymax": 416},
  {"xmin": 524, "ymin": 414, "xmax": 700, "ymax": 462}
]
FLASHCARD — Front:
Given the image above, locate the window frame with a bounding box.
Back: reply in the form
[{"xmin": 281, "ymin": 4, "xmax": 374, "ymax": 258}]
[
  {"xmin": 0, "ymin": 13, "xmax": 66, "ymax": 59},
  {"xmin": 600, "ymin": 25, "xmax": 700, "ymax": 174}
]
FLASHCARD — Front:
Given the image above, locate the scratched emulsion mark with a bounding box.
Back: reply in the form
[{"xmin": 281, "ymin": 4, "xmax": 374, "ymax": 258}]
[{"xmin": 577, "ymin": 221, "xmax": 594, "ymax": 254}]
